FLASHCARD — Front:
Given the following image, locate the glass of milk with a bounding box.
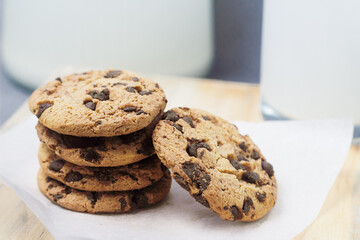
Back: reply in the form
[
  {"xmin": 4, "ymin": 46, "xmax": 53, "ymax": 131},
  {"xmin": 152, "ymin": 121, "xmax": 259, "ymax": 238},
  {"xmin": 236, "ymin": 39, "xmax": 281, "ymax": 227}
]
[{"xmin": 260, "ymin": 0, "xmax": 360, "ymax": 140}]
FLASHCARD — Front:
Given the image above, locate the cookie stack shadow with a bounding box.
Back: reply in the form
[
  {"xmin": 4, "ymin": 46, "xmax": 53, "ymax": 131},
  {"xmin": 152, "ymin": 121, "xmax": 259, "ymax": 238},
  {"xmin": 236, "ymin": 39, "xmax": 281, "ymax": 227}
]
[{"xmin": 29, "ymin": 70, "xmax": 171, "ymax": 214}]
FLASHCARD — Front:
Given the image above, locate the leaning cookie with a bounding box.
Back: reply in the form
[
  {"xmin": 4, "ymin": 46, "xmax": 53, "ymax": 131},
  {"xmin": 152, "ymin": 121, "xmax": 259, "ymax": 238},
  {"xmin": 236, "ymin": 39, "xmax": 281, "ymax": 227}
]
[
  {"xmin": 152, "ymin": 107, "xmax": 277, "ymax": 222},
  {"xmin": 28, "ymin": 69, "xmax": 167, "ymax": 137},
  {"xmin": 37, "ymin": 169, "xmax": 171, "ymax": 214},
  {"xmin": 36, "ymin": 113, "xmax": 161, "ymax": 167},
  {"xmin": 38, "ymin": 144, "xmax": 165, "ymax": 192}
]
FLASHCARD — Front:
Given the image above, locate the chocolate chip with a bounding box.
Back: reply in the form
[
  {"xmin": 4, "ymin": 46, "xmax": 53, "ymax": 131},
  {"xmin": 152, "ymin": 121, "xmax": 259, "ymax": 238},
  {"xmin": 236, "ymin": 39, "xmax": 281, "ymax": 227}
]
[
  {"xmin": 104, "ymin": 70, "xmax": 121, "ymax": 78},
  {"xmin": 137, "ymin": 139, "xmax": 154, "ymax": 156},
  {"xmin": 53, "ymin": 194, "xmax": 63, "ymax": 201},
  {"xmin": 192, "ymin": 194, "xmax": 209, "ymax": 208},
  {"xmin": 46, "ymin": 176, "xmax": 52, "ymax": 182},
  {"xmin": 182, "ymin": 117, "xmax": 194, "ymax": 128},
  {"xmin": 84, "ymin": 101, "xmax": 96, "ymax": 111},
  {"xmin": 49, "ymin": 159, "xmax": 65, "ymax": 172},
  {"xmin": 252, "ymin": 150, "xmax": 260, "ymax": 160},
  {"xmin": 64, "ymin": 187, "xmax": 72, "ymax": 194},
  {"xmin": 242, "ymin": 172, "xmax": 260, "ymax": 185},
  {"xmin": 119, "ymin": 198, "xmax": 127, "ymax": 210},
  {"xmin": 88, "ymin": 89, "xmax": 109, "ymax": 101},
  {"xmin": 163, "ymin": 110, "xmax": 179, "ymax": 122},
  {"xmin": 80, "ymin": 149, "xmax": 101, "ymax": 163},
  {"xmin": 173, "ymin": 123, "xmax": 183, "ymax": 132},
  {"xmin": 238, "ymin": 155, "xmax": 249, "ymax": 162},
  {"xmin": 132, "ymin": 77, "xmax": 139, "ymax": 82},
  {"xmin": 239, "ymin": 142, "xmax": 247, "ymax": 151},
  {"xmin": 230, "ymin": 160, "xmax": 247, "ymax": 170},
  {"xmin": 87, "ymin": 192, "xmax": 99, "ymax": 205},
  {"xmin": 173, "ymin": 173, "xmax": 190, "ymax": 191},
  {"xmin": 65, "ymin": 171, "xmax": 83, "ymax": 182},
  {"xmin": 55, "ymin": 77, "xmax": 62, "ymax": 82},
  {"xmin": 139, "ymin": 90, "xmax": 153, "ymax": 96},
  {"xmin": 61, "ymin": 135, "xmax": 104, "ymax": 148},
  {"xmin": 262, "ymin": 161, "xmax": 274, "ymax": 177},
  {"xmin": 126, "ymin": 86, "xmax": 136, "ymax": 93},
  {"xmin": 186, "ymin": 142, "xmax": 210, "ymax": 157},
  {"xmin": 136, "ymin": 110, "xmax": 145, "ymax": 115},
  {"xmin": 111, "ymin": 82, "xmax": 127, "ymax": 87},
  {"xmin": 94, "ymin": 170, "xmax": 113, "ymax": 182},
  {"xmin": 256, "ymin": 192, "xmax": 266, "ymax": 202},
  {"xmin": 132, "ymin": 192, "xmax": 149, "ymax": 208},
  {"xmin": 123, "ymin": 106, "xmax": 137, "ymax": 112},
  {"xmin": 242, "ymin": 198, "xmax": 254, "ymax": 215},
  {"xmin": 202, "ymin": 115, "xmax": 210, "ymax": 121},
  {"xmin": 230, "ymin": 205, "xmax": 243, "ymax": 220},
  {"xmin": 36, "ymin": 102, "xmax": 52, "ymax": 118},
  {"xmin": 199, "ymin": 174, "xmax": 211, "ymax": 193},
  {"xmin": 182, "ymin": 162, "xmax": 202, "ymax": 180}
]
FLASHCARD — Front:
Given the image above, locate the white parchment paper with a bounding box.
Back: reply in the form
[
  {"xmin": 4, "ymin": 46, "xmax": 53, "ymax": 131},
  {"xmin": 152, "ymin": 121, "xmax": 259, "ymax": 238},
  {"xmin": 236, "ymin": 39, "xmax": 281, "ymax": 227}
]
[{"xmin": 0, "ymin": 117, "xmax": 353, "ymax": 240}]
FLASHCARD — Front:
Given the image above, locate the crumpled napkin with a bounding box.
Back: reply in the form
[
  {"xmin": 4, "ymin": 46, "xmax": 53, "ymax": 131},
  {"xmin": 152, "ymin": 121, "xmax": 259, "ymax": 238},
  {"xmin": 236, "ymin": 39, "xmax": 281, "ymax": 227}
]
[{"xmin": 0, "ymin": 117, "xmax": 353, "ymax": 240}]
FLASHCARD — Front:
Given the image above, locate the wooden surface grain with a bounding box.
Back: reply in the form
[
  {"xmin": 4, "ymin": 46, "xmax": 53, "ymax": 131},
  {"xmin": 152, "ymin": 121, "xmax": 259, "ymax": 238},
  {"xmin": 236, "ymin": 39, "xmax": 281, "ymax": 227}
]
[{"xmin": 0, "ymin": 76, "xmax": 357, "ymax": 239}]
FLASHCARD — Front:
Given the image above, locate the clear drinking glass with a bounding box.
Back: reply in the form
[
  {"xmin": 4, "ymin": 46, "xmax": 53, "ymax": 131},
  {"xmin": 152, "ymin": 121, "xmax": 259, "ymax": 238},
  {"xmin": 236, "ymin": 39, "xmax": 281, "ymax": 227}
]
[{"xmin": 260, "ymin": 0, "xmax": 360, "ymax": 140}]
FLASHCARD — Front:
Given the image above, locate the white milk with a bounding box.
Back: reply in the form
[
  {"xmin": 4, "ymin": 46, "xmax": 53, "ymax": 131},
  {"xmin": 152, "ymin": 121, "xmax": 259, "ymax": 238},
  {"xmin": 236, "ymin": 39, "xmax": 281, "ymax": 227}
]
[{"xmin": 261, "ymin": 0, "xmax": 360, "ymax": 124}]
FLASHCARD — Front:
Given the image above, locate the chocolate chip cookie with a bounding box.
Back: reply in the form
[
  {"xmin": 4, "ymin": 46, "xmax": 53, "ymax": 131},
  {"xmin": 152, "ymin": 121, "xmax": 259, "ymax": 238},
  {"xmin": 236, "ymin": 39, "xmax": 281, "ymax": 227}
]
[
  {"xmin": 36, "ymin": 113, "xmax": 160, "ymax": 167},
  {"xmin": 28, "ymin": 69, "xmax": 167, "ymax": 137},
  {"xmin": 38, "ymin": 144, "xmax": 165, "ymax": 192},
  {"xmin": 37, "ymin": 169, "xmax": 171, "ymax": 213},
  {"xmin": 152, "ymin": 107, "xmax": 277, "ymax": 222}
]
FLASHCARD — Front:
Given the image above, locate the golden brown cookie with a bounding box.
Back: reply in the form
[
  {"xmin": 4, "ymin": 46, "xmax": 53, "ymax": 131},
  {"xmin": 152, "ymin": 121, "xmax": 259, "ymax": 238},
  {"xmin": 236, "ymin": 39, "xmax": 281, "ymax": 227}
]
[
  {"xmin": 38, "ymin": 144, "xmax": 165, "ymax": 192},
  {"xmin": 37, "ymin": 169, "xmax": 171, "ymax": 214},
  {"xmin": 36, "ymin": 113, "xmax": 161, "ymax": 167},
  {"xmin": 152, "ymin": 107, "xmax": 277, "ymax": 222},
  {"xmin": 28, "ymin": 69, "xmax": 167, "ymax": 137}
]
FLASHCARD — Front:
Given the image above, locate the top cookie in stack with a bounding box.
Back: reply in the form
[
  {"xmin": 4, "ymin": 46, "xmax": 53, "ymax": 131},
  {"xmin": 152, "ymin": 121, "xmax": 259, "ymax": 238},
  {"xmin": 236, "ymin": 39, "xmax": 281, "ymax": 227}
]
[{"xmin": 28, "ymin": 69, "xmax": 171, "ymax": 213}]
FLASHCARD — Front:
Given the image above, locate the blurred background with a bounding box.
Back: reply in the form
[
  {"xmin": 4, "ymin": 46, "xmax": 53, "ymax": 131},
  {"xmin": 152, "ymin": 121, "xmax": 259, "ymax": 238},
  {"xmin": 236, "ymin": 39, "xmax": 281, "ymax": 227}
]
[{"xmin": 0, "ymin": 0, "xmax": 263, "ymax": 124}]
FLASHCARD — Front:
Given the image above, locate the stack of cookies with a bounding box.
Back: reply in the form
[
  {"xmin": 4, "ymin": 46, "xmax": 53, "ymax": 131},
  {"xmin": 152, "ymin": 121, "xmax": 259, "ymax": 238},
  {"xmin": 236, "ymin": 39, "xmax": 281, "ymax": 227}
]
[{"xmin": 28, "ymin": 69, "xmax": 171, "ymax": 213}]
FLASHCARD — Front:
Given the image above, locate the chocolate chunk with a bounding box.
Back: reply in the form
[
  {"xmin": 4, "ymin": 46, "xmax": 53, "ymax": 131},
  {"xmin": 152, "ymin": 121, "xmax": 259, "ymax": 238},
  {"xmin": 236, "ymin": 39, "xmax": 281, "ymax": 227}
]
[
  {"xmin": 46, "ymin": 176, "xmax": 52, "ymax": 182},
  {"xmin": 238, "ymin": 155, "xmax": 249, "ymax": 162},
  {"xmin": 87, "ymin": 192, "xmax": 99, "ymax": 205},
  {"xmin": 36, "ymin": 102, "xmax": 52, "ymax": 118},
  {"xmin": 132, "ymin": 192, "xmax": 149, "ymax": 208},
  {"xmin": 49, "ymin": 159, "xmax": 65, "ymax": 172},
  {"xmin": 137, "ymin": 139, "xmax": 154, "ymax": 156},
  {"xmin": 173, "ymin": 173, "xmax": 190, "ymax": 191},
  {"xmin": 65, "ymin": 171, "xmax": 83, "ymax": 182},
  {"xmin": 61, "ymin": 135, "xmax": 104, "ymax": 148},
  {"xmin": 80, "ymin": 149, "xmax": 101, "ymax": 163},
  {"xmin": 242, "ymin": 198, "xmax": 254, "ymax": 215},
  {"xmin": 239, "ymin": 142, "xmax": 247, "ymax": 151},
  {"xmin": 64, "ymin": 187, "xmax": 72, "ymax": 194},
  {"xmin": 252, "ymin": 150, "xmax": 260, "ymax": 160},
  {"xmin": 94, "ymin": 170, "xmax": 113, "ymax": 182},
  {"xmin": 199, "ymin": 174, "xmax": 211, "ymax": 193},
  {"xmin": 173, "ymin": 123, "xmax": 183, "ymax": 132},
  {"xmin": 132, "ymin": 77, "xmax": 139, "ymax": 82},
  {"xmin": 230, "ymin": 160, "xmax": 247, "ymax": 170},
  {"xmin": 111, "ymin": 82, "xmax": 127, "ymax": 87},
  {"xmin": 126, "ymin": 86, "xmax": 136, "ymax": 93},
  {"xmin": 84, "ymin": 101, "xmax": 96, "ymax": 111},
  {"xmin": 163, "ymin": 110, "xmax": 179, "ymax": 122},
  {"xmin": 242, "ymin": 172, "xmax": 260, "ymax": 185},
  {"xmin": 55, "ymin": 77, "xmax": 62, "ymax": 82},
  {"xmin": 53, "ymin": 194, "xmax": 63, "ymax": 201},
  {"xmin": 139, "ymin": 90, "xmax": 153, "ymax": 96},
  {"xmin": 182, "ymin": 117, "xmax": 194, "ymax": 128},
  {"xmin": 119, "ymin": 198, "xmax": 127, "ymax": 210},
  {"xmin": 88, "ymin": 89, "xmax": 109, "ymax": 101},
  {"xmin": 230, "ymin": 205, "xmax": 243, "ymax": 220},
  {"xmin": 182, "ymin": 162, "xmax": 202, "ymax": 180},
  {"xmin": 261, "ymin": 161, "xmax": 274, "ymax": 177},
  {"xmin": 104, "ymin": 70, "xmax": 121, "ymax": 78},
  {"xmin": 123, "ymin": 106, "xmax": 137, "ymax": 112},
  {"xmin": 256, "ymin": 192, "xmax": 266, "ymax": 202},
  {"xmin": 186, "ymin": 142, "xmax": 210, "ymax": 157},
  {"xmin": 192, "ymin": 194, "xmax": 210, "ymax": 208},
  {"xmin": 136, "ymin": 110, "xmax": 145, "ymax": 115},
  {"xmin": 202, "ymin": 115, "xmax": 210, "ymax": 121}
]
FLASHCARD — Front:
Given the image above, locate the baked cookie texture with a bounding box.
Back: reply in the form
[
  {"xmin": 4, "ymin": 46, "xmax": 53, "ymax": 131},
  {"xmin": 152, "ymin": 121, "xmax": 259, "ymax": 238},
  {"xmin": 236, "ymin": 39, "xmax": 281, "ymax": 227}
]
[
  {"xmin": 38, "ymin": 144, "xmax": 165, "ymax": 192},
  {"xmin": 152, "ymin": 107, "xmax": 277, "ymax": 222},
  {"xmin": 37, "ymin": 169, "xmax": 171, "ymax": 213},
  {"xmin": 36, "ymin": 113, "xmax": 161, "ymax": 167},
  {"xmin": 28, "ymin": 69, "xmax": 167, "ymax": 137}
]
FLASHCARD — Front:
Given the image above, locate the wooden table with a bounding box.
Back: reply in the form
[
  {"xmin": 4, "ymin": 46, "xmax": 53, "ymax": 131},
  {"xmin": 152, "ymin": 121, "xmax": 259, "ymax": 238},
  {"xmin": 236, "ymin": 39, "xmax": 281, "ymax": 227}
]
[{"xmin": 0, "ymin": 76, "xmax": 358, "ymax": 239}]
